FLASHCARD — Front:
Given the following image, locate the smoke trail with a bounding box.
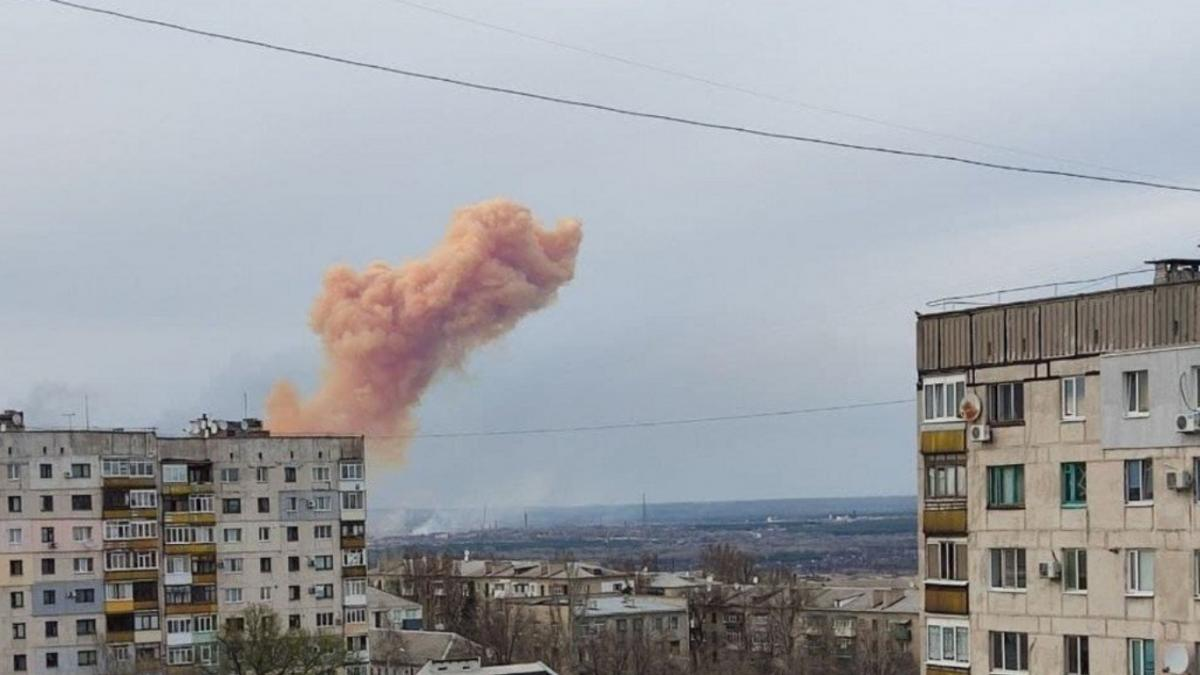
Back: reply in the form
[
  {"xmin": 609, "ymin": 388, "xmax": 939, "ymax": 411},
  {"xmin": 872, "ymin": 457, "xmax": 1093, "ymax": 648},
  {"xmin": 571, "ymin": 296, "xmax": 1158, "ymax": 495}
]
[{"xmin": 266, "ymin": 198, "xmax": 582, "ymax": 460}]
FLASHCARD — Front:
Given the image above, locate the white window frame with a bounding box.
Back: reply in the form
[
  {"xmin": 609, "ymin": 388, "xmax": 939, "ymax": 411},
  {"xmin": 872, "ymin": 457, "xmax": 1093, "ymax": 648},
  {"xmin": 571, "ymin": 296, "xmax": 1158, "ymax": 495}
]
[
  {"xmin": 1128, "ymin": 638, "xmax": 1155, "ymax": 675},
  {"xmin": 1125, "ymin": 459, "xmax": 1154, "ymax": 505},
  {"xmin": 1195, "ymin": 550, "xmax": 1200, "ymax": 598},
  {"xmin": 1126, "ymin": 549, "xmax": 1155, "ymax": 596},
  {"xmin": 128, "ymin": 490, "xmax": 158, "ymax": 509},
  {"xmin": 345, "ymin": 607, "xmax": 367, "ymax": 624},
  {"xmin": 162, "ymin": 464, "xmax": 187, "ymax": 483},
  {"xmin": 989, "ymin": 548, "xmax": 1027, "ymax": 591},
  {"xmin": 167, "ymin": 646, "xmax": 194, "ymax": 666},
  {"xmin": 1063, "ymin": 548, "xmax": 1087, "ymax": 593},
  {"xmin": 314, "ymin": 525, "xmax": 332, "ymax": 539},
  {"xmin": 989, "ymin": 630, "xmax": 1029, "ymax": 673},
  {"xmin": 313, "ymin": 496, "xmax": 332, "ymax": 512},
  {"xmin": 344, "ymin": 579, "xmax": 366, "ymax": 597},
  {"xmin": 341, "ymin": 491, "xmax": 364, "ymax": 510},
  {"xmin": 922, "ymin": 375, "xmax": 966, "ymax": 423},
  {"xmin": 7, "ymin": 464, "xmax": 21, "ymax": 480},
  {"xmin": 925, "ymin": 618, "xmax": 969, "ymax": 668},
  {"xmin": 341, "ymin": 462, "xmax": 364, "ymax": 480},
  {"xmin": 926, "ymin": 538, "xmax": 967, "ymax": 585},
  {"xmin": 1061, "ymin": 375, "xmax": 1086, "ymax": 421},
  {"xmin": 1124, "ymin": 370, "xmax": 1149, "ymax": 416},
  {"xmin": 219, "ymin": 468, "xmax": 239, "ymax": 483},
  {"xmin": 313, "ymin": 466, "xmax": 331, "ymax": 482},
  {"xmin": 223, "ymin": 587, "xmax": 243, "ymax": 603}
]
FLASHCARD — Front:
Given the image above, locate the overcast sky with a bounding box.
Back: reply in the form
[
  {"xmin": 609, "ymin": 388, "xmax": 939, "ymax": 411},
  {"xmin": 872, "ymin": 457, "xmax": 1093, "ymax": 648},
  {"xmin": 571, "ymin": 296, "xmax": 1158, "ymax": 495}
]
[{"xmin": 2, "ymin": 0, "xmax": 1198, "ymax": 510}]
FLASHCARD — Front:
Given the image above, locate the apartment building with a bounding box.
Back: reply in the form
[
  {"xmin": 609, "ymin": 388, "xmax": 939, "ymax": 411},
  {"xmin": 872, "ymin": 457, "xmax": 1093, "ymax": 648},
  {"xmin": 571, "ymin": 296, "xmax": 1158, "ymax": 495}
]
[
  {"xmin": 916, "ymin": 259, "xmax": 1200, "ymax": 675},
  {"xmin": 0, "ymin": 411, "xmax": 369, "ymax": 674}
]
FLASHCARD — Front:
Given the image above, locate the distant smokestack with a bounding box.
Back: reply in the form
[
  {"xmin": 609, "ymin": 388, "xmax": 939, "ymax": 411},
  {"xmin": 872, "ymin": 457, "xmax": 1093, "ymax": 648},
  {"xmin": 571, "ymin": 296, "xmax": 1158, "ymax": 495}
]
[{"xmin": 266, "ymin": 198, "xmax": 583, "ymax": 460}]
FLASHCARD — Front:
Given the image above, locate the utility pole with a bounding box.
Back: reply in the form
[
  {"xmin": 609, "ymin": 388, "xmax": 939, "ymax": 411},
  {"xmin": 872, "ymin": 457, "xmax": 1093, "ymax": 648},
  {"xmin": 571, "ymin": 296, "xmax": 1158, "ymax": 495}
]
[
  {"xmin": 83, "ymin": 395, "xmax": 90, "ymax": 430},
  {"xmin": 642, "ymin": 493, "xmax": 647, "ymax": 529}
]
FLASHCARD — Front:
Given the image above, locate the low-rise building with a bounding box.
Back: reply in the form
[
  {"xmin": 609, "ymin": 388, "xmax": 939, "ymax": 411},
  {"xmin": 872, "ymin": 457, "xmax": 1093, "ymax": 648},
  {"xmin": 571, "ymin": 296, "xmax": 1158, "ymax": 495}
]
[{"xmin": 416, "ymin": 658, "xmax": 558, "ymax": 675}]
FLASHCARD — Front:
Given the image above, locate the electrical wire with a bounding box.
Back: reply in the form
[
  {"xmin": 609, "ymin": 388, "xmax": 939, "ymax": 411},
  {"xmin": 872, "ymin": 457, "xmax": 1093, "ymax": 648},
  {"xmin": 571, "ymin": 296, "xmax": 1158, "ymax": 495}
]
[
  {"xmin": 37, "ymin": 0, "xmax": 1200, "ymax": 195},
  {"xmin": 381, "ymin": 0, "xmax": 1165, "ymax": 182}
]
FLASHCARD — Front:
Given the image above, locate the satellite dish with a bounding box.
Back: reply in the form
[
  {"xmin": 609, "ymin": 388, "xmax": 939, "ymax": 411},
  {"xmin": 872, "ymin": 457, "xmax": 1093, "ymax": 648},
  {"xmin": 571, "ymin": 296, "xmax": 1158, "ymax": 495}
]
[
  {"xmin": 11, "ymin": 412, "xmax": 22, "ymax": 426},
  {"xmin": 1164, "ymin": 643, "xmax": 1190, "ymax": 674},
  {"xmin": 959, "ymin": 392, "xmax": 982, "ymax": 422}
]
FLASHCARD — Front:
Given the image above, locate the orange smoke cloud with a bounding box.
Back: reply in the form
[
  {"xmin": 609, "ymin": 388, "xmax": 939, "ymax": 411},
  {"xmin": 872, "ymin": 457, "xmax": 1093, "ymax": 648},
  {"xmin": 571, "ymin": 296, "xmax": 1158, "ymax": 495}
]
[{"xmin": 266, "ymin": 198, "xmax": 582, "ymax": 452}]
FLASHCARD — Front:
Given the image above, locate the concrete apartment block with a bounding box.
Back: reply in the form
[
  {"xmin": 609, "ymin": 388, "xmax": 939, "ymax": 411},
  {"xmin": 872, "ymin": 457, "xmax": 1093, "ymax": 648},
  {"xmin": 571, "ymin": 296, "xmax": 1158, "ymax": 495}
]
[
  {"xmin": 916, "ymin": 259, "xmax": 1200, "ymax": 675},
  {"xmin": 0, "ymin": 415, "xmax": 369, "ymax": 674}
]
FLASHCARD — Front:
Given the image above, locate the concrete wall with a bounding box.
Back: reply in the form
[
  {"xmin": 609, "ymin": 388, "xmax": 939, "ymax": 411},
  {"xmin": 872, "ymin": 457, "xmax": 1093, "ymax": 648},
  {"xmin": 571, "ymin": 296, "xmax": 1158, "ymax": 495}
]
[{"xmin": 1102, "ymin": 345, "xmax": 1200, "ymax": 449}]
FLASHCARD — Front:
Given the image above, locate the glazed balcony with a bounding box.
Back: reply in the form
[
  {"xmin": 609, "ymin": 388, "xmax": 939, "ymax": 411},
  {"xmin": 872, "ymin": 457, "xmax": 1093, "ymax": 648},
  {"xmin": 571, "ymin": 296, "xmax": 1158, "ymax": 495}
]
[{"xmin": 924, "ymin": 584, "xmax": 969, "ymax": 615}]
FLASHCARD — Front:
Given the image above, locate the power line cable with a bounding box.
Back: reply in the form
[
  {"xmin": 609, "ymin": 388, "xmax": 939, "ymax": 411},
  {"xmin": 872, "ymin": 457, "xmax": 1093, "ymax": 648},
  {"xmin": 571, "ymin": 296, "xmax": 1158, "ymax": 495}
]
[
  {"xmin": 37, "ymin": 0, "xmax": 1200, "ymax": 194},
  {"xmin": 381, "ymin": 0, "xmax": 1164, "ymax": 181}
]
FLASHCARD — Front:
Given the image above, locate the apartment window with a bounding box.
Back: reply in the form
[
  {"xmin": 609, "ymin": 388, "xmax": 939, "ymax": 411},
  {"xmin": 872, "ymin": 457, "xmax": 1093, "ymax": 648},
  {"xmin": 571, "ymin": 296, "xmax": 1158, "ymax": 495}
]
[
  {"xmin": 987, "ymin": 382, "xmax": 1025, "ymax": 423},
  {"xmin": 288, "ymin": 556, "xmax": 300, "ymax": 572},
  {"xmin": 70, "ymin": 463, "xmax": 91, "ymax": 478},
  {"xmin": 316, "ymin": 612, "xmax": 334, "ymax": 627},
  {"xmin": 41, "ymin": 527, "xmax": 55, "ymax": 543},
  {"xmin": 925, "ymin": 455, "xmax": 967, "ymax": 500},
  {"xmin": 922, "ymin": 375, "xmax": 966, "ymax": 422},
  {"xmin": 223, "ymin": 528, "xmax": 243, "ymax": 543},
  {"xmin": 926, "ymin": 619, "xmax": 969, "ymax": 667},
  {"xmin": 1061, "ymin": 375, "xmax": 1086, "ymax": 420},
  {"xmin": 285, "ymin": 497, "xmax": 298, "ymax": 511},
  {"xmin": 9, "ymin": 560, "xmax": 21, "ymax": 576},
  {"xmin": 13, "ymin": 655, "xmax": 26, "ymax": 672},
  {"xmin": 8, "ymin": 496, "xmax": 20, "ymax": 513},
  {"xmin": 76, "ymin": 619, "xmax": 96, "ymax": 635},
  {"xmin": 258, "ymin": 527, "xmax": 271, "ymax": 542},
  {"xmin": 989, "ymin": 548, "xmax": 1027, "ymax": 590},
  {"xmin": 167, "ymin": 646, "xmax": 194, "ymax": 666},
  {"xmin": 289, "ymin": 614, "xmax": 301, "ymax": 629},
  {"xmin": 926, "ymin": 540, "xmax": 967, "ymax": 582},
  {"xmin": 260, "ymin": 557, "xmax": 272, "ymax": 573},
  {"xmin": 313, "ymin": 496, "xmax": 332, "ymax": 512},
  {"xmin": 195, "ymin": 615, "xmax": 215, "ymax": 633},
  {"xmin": 12, "ymin": 623, "xmax": 24, "ymax": 639},
  {"xmin": 162, "ymin": 464, "xmax": 187, "ymax": 483},
  {"xmin": 341, "ymin": 462, "xmax": 364, "ymax": 480},
  {"xmin": 43, "ymin": 589, "xmax": 56, "ymax": 605},
  {"xmin": 189, "ymin": 494, "xmax": 214, "ymax": 513},
  {"xmin": 45, "ymin": 653, "xmax": 58, "ymax": 669},
  {"xmin": 257, "ymin": 497, "xmax": 270, "ymax": 513},
  {"xmin": 220, "ymin": 468, "xmax": 239, "ymax": 483},
  {"xmin": 45, "ymin": 621, "xmax": 58, "ymax": 638},
  {"xmin": 289, "ymin": 586, "xmax": 300, "ymax": 601},
  {"xmin": 1064, "ymin": 549, "xmax": 1087, "ymax": 592},
  {"xmin": 77, "ymin": 651, "xmax": 97, "ymax": 667},
  {"xmin": 71, "ymin": 495, "xmax": 91, "ymax": 511},
  {"xmin": 314, "ymin": 525, "xmax": 332, "ymax": 539},
  {"xmin": 260, "ymin": 587, "xmax": 272, "ymax": 601},
  {"xmin": 72, "ymin": 526, "xmax": 91, "ymax": 542},
  {"xmin": 345, "ymin": 578, "xmax": 366, "ymax": 597},
  {"xmin": 1126, "ymin": 549, "xmax": 1155, "ymax": 596},
  {"xmin": 42, "ymin": 558, "xmax": 55, "ymax": 575},
  {"xmin": 313, "ymin": 466, "xmax": 331, "ymax": 482},
  {"xmin": 987, "ymin": 464, "xmax": 1025, "ymax": 508},
  {"xmin": 223, "ymin": 588, "xmax": 243, "ymax": 603},
  {"xmin": 128, "ymin": 490, "xmax": 157, "ymax": 509},
  {"xmin": 314, "ymin": 584, "xmax": 334, "ymax": 599},
  {"xmin": 11, "ymin": 591, "xmax": 24, "ymax": 608},
  {"xmin": 41, "ymin": 495, "xmax": 53, "ymax": 512},
  {"xmin": 75, "ymin": 588, "xmax": 94, "ymax": 603},
  {"xmin": 346, "ymin": 607, "xmax": 367, "ymax": 624},
  {"xmin": 39, "ymin": 463, "xmax": 52, "ymax": 479},
  {"xmin": 1125, "ymin": 459, "xmax": 1153, "ymax": 504},
  {"xmin": 1128, "ymin": 638, "xmax": 1155, "ymax": 675},
  {"xmin": 226, "ymin": 558, "xmax": 244, "ymax": 572},
  {"xmin": 1062, "ymin": 462, "xmax": 1087, "ymax": 507},
  {"xmin": 313, "ymin": 554, "xmax": 333, "ymax": 571},
  {"xmin": 255, "ymin": 466, "xmax": 269, "ymax": 482},
  {"xmin": 132, "ymin": 612, "xmax": 158, "ymax": 631},
  {"xmin": 286, "ymin": 526, "xmax": 299, "ymax": 542},
  {"xmin": 1124, "ymin": 370, "xmax": 1149, "ymax": 415},
  {"xmin": 73, "ymin": 557, "xmax": 92, "ymax": 574},
  {"xmin": 284, "ymin": 467, "xmax": 296, "ymax": 483},
  {"xmin": 222, "ymin": 498, "xmax": 241, "ymax": 514},
  {"xmin": 7, "ymin": 464, "xmax": 19, "ymax": 480},
  {"xmin": 342, "ymin": 491, "xmax": 364, "ymax": 510},
  {"xmin": 1065, "ymin": 636, "xmax": 1093, "ymax": 675}
]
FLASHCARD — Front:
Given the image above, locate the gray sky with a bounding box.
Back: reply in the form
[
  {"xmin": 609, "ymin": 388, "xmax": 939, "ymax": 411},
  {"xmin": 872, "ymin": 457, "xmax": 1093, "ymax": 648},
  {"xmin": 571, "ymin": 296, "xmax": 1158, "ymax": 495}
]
[{"xmin": 2, "ymin": 0, "xmax": 1198, "ymax": 510}]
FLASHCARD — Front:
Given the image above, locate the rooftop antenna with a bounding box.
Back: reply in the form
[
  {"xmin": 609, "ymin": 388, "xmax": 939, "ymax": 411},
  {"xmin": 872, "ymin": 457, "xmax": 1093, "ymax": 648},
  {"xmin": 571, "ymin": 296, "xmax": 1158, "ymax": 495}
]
[
  {"xmin": 243, "ymin": 391, "xmax": 248, "ymax": 419},
  {"xmin": 61, "ymin": 412, "xmax": 76, "ymax": 430},
  {"xmin": 83, "ymin": 394, "xmax": 90, "ymax": 430}
]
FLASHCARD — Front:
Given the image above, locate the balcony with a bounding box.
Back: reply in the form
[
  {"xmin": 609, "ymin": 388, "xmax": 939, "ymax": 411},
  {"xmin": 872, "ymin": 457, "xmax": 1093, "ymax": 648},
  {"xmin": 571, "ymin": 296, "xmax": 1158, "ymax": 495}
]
[
  {"xmin": 163, "ymin": 512, "xmax": 216, "ymax": 526},
  {"xmin": 341, "ymin": 535, "xmax": 366, "ymax": 549},
  {"xmin": 926, "ymin": 668, "xmax": 969, "ymax": 675},
  {"xmin": 924, "ymin": 585, "xmax": 969, "ymax": 615},
  {"xmin": 107, "ymin": 630, "xmax": 135, "ymax": 643},
  {"xmin": 106, "ymin": 568, "xmax": 160, "ymax": 582},
  {"xmin": 343, "ymin": 564, "xmax": 367, "ymax": 578},
  {"xmin": 166, "ymin": 601, "xmax": 217, "ymax": 616},
  {"xmin": 104, "ymin": 538, "xmax": 159, "ymax": 551},
  {"xmin": 103, "ymin": 476, "xmax": 156, "ymax": 489},
  {"xmin": 164, "ymin": 542, "xmax": 216, "ymax": 556},
  {"xmin": 922, "ymin": 507, "xmax": 967, "ymax": 536},
  {"xmin": 920, "ymin": 429, "xmax": 965, "ymax": 454}
]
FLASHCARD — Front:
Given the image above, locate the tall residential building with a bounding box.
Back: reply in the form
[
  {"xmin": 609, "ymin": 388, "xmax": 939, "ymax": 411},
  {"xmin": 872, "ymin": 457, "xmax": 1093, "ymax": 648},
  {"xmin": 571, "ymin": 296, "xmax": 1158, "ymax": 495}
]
[
  {"xmin": 916, "ymin": 259, "xmax": 1200, "ymax": 675},
  {"xmin": 0, "ymin": 412, "xmax": 368, "ymax": 674}
]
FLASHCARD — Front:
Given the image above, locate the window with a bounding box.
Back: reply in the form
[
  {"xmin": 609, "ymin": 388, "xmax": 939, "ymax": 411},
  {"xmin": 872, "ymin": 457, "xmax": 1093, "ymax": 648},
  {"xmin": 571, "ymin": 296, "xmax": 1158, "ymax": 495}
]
[
  {"xmin": 1064, "ymin": 549, "xmax": 1087, "ymax": 592},
  {"xmin": 162, "ymin": 464, "xmax": 187, "ymax": 483},
  {"xmin": 75, "ymin": 588, "xmax": 94, "ymax": 603},
  {"xmin": 926, "ymin": 619, "xmax": 969, "ymax": 667},
  {"xmin": 1126, "ymin": 459, "xmax": 1153, "ymax": 503},
  {"xmin": 257, "ymin": 497, "xmax": 270, "ymax": 513},
  {"xmin": 8, "ymin": 496, "xmax": 20, "ymax": 513},
  {"xmin": 289, "ymin": 585, "xmax": 300, "ymax": 601},
  {"xmin": 71, "ymin": 495, "xmax": 91, "ymax": 511},
  {"xmin": 45, "ymin": 621, "xmax": 58, "ymax": 637},
  {"xmin": 222, "ymin": 499, "xmax": 241, "ymax": 514},
  {"xmin": 102, "ymin": 458, "xmax": 153, "ymax": 478},
  {"xmin": 1126, "ymin": 549, "xmax": 1155, "ymax": 596},
  {"xmin": 41, "ymin": 527, "xmax": 55, "ymax": 544},
  {"xmin": 226, "ymin": 558, "xmax": 244, "ymax": 572},
  {"xmin": 260, "ymin": 587, "xmax": 272, "ymax": 601},
  {"xmin": 73, "ymin": 557, "xmax": 93, "ymax": 574},
  {"xmin": 313, "ymin": 466, "xmax": 331, "ymax": 482},
  {"xmin": 987, "ymin": 465, "xmax": 1025, "ymax": 508},
  {"xmin": 103, "ymin": 550, "xmax": 158, "ymax": 571},
  {"xmin": 165, "ymin": 556, "xmax": 188, "ymax": 574},
  {"xmin": 346, "ymin": 607, "xmax": 366, "ymax": 624},
  {"xmin": 1124, "ymin": 370, "xmax": 1149, "ymax": 415},
  {"xmin": 289, "ymin": 614, "xmax": 301, "ymax": 629},
  {"xmin": 72, "ymin": 526, "xmax": 91, "ymax": 542},
  {"xmin": 39, "ymin": 464, "xmax": 52, "ymax": 479},
  {"xmin": 1062, "ymin": 376, "xmax": 1086, "ymax": 419},
  {"xmin": 189, "ymin": 494, "xmax": 214, "ymax": 513},
  {"xmin": 926, "ymin": 540, "xmax": 967, "ymax": 582},
  {"xmin": 286, "ymin": 526, "xmax": 299, "ymax": 542},
  {"xmin": 45, "ymin": 653, "xmax": 58, "ymax": 669},
  {"xmin": 989, "ymin": 548, "xmax": 1027, "ymax": 590},
  {"xmin": 12, "ymin": 623, "xmax": 24, "ymax": 639},
  {"xmin": 260, "ymin": 557, "xmax": 272, "ymax": 573},
  {"xmin": 289, "ymin": 556, "xmax": 300, "ymax": 572},
  {"xmin": 134, "ymin": 613, "xmax": 158, "ymax": 632},
  {"xmin": 195, "ymin": 615, "xmax": 215, "ymax": 633},
  {"xmin": 6, "ymin": 464, "xmax": 19, "ymax": 480},
  {"xmin": 223, "ymin": 528, "xmax": 243, "ymax": 543},
  {"xmin": 104, "ymin": 520, "xmax": 158, "ymax": 541},
  {"xmin": 313, "ymin": 496, "xmax": 332, "ymax": 512},
  {"xmin": 9, "ymin": 560, "xmax": 21, "ymax": 576},
  {"xmin": 341, "ymin": 462, "xmax": 364, "ymax": 480},
  {"xmin": 13, "ymin": 655, "xmax": 26, "ymax": 672},
  {"xmin": 342, "ymin": 491, "xmax": 364, "ymax": 510},
  {"xmin": 1128, "ymin": 638, "xmax": 1155, "ymax": 675},
  {"xmin": 223, "ymin": 588, "xmax": 243, "ymax": 603},
  {"xmin": 128, "ymin": 490, "xmax": 157, "ymax": 509},
  {"xmin": 345, "ymin": 579, "xmax": 366, "ymax": 597},
  {"xmin": 220, "ymin": 468, "xmax": 239, "ymax": 483},
  {"xmin": 76, "ymin": 619, "xmax": 96, "ymax": 635},
  {"xmin": 198, "ymin": 643, "xmax": 216, "ymax": 665},
  {"xmin": 167, "ymin": 646, "xmax": 194, "ymax": 666},
  {"xmin": 41, "ymin": 558, "xmax": 55, "ymax": 575},
  {"xmin": 314, "ymin": 584, "xmax": 334, "ymax": 599},
  {"xmin": 314, "ymin": 525, "xmax": 332, "ymax": 539},
  {"xmin": 925, "ymin": 455, "xmax": 967, "ymax": 500},
  {"xmin": 69, "ymin": 463, "xmax": 91, "ymax": 478},
  {"xmin": 987, "ymin": 382, "xmax": 1025, "ymax": 423},
  {"xmin": 256, "ymin": 466, "xmax": 269, "ymax": 482},
  {"xmin": 1062, "ymin": 462, "xmax": 1087, "ymax": 507},
  {"xmin": 258, "ymin": 527, "xmax": 271, "ymax": 542},
  {"xmin": 922, "ymin": 375, "xmax": 966, "ymax": 422},
  {"xmin": 7, "ymin": 527, "xmax": 19, "ymax": 544},
  {"xmin": 41, "ymin": 495, "xmax": 53, "ymax": 512},
  {"xmin": 11, "ymin": 591, "xmax": 24, "ymax": 608},
  {"xmin": 285, "ymin": 497, "xmax": 298, "ymax": 511},
  {"xmin": 316, "ymin": 612, "xmax": 334, "ymax": 627},
  {"xmin": 284, "ymin": 467, "xmax": 296, "ymax": 483},
  {"xmin": 1195, "ymin": 551, "xmax": 1200, "ymax": 597},
  {"xmin": 77, "ymin": 651, "xmax": 97, "ymax": 667},
  {"xmin": 43, "ymin": 589, "xmax": 56, "ymax": 605}
]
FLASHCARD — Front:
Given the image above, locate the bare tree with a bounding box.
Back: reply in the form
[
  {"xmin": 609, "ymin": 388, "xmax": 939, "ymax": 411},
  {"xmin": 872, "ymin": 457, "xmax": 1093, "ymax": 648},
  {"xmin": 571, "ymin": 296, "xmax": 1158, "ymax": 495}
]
[
  {"xmin": 206, "ymin": 605, "xmax": 346, "ymax": 675},
  {"xmin": 854, "ymin": 622, "xmax": 918, "ymax": 675},
  {"xmin": 698, "ymin": 544, "xmax": 757, "ymax": 585}
]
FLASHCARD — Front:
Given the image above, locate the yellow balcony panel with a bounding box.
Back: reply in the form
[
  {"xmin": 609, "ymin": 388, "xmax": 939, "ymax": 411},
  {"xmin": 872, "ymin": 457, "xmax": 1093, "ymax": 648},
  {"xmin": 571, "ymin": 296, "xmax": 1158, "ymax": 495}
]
[
  {"xmin": 107, "ymin": 630, "xmax": 135, "ymax": 644},
  {"xmin": 165, "ymin": 543, "xmax": 217, "ymax": 556},
  {"xmin": 105, "ymin": 539, "xmax": 159, "ymax": 551},
  {"xmin": 166, "ymin": 602, "xmax": 217, "ymax": 616},
  {"xmin": 106, "ymin": 569, "xmax": 160, "ymax": 582},
  {"xmin": 923, "ymin": 507, "xmax": 968, "ymax": 536},
  {"xmin": 134, "ymin": 629, "xmax": 163, "ymax": 644},
  {"xmin": 164, "ymin": 512, "xmax": 216, "ymax": 526},
  {"xmin": 106, "ymin": 599, "xmax": 135, "ymax": 614},
  {"xmin": 103, "ymin": 509, "xmax": 134, "ymax": 519},
  {"xmin": 192, "ymin": 573, "xmax": 216, "ymax": 585},
  {"xmin": 920, "ymin": 429, "xmax": 966, "ymax": 454},
  {"xmin": 162, "ymin": 484, "xmax": 195, "ymax": 496},
  {"xmin": 133, "ymin": 599, "xmax": 159, "ymax": 611},
  {"xmin": 341, "ymin": 536, "xmax": 366, "ymax": 549},
  {"xmin": 344, "ymin": 622, "xmax": 369, "ymax": 636},
  {"xmin": 342, "ymin": 565, "xmax": 367, "ymax": 578},
  {"xmin": 927, "ymin": 668, "xmax": 969, "ymax": 675},
  {"xmin": 104, "ymin": 477, "xmax": 157, "ymax": 489},
  {"xmin": 924, "ymin": 585, "xmax": 969, "ymax": 615}
]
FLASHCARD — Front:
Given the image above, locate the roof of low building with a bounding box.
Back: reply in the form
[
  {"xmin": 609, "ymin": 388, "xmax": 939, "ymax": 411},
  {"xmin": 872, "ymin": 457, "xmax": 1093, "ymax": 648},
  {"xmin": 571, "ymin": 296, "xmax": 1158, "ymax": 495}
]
[
  {"xmin": 370, "ymin": 629, "xmax": 482, "ymax": 666},
  {"xmin": 368, "ymin": 585, "xmax": 424, "ymax": 612},
  {"xmin": 576, "ymin": 595, "xmax": 688, "ymax": 617}
]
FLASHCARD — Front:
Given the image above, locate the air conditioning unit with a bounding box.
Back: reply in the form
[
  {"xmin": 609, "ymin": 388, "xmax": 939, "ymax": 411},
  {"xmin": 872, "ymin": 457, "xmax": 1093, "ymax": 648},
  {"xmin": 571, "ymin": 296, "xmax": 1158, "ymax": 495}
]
[
  {"xmin": 1168, "ymin": 470, "xmax": 1195, "ymax": 491},
  {"xmin": 1037, "ymin": 561, "xmax": 1062, "ymax": 580},
  {"xmin": 307, "ymin": 559, "xmax": 316, "ymax": 568},
  {"xmin": 66, "ymin": 592, "xmax": 76, "ymax": 600},
  {"xmin": 1177, "ymin": 412, "xmax": 1200, "ymax": 433},
  {"xmin": 305, "ymin": 500, "xmax": 315, "ymax": 508},
  {"xmin": 48, "ymin": 542, "xmax": 57, "ymax": 549},
  {"xmin": 217, "ymin": 561, "xmax": 225, "ymax": 570},
  {"xmin": 308, "ymin": 586, "xmax": 317, "ymax": 595},
  {"xmin": 969, "ymin": 424, "xmax": 992, "ymax": 443},
  {"xmin": 64, "ymin": 471, "xmax": 73, "ymax": 478}
]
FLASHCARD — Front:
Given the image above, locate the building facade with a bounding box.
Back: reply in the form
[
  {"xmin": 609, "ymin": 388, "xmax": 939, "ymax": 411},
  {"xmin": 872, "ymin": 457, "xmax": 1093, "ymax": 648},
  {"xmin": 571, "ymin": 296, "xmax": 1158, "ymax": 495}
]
[
  {"xmin": 0, "ymin": 413, "xmax": 368, "ymax": 674},
  {"xmin": 916, "ymin": 260, "xmax": 1200, "ymax": 675}
]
